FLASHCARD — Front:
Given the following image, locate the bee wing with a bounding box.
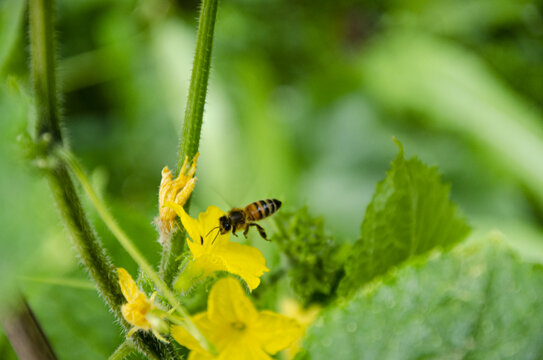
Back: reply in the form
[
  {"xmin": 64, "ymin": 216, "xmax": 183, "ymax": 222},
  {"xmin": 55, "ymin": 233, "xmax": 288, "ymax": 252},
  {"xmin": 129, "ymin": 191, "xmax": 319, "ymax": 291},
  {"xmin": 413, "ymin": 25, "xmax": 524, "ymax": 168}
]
[{"xmin": 209, "ymin": 185, "xmax": 235, "ymax": 209}]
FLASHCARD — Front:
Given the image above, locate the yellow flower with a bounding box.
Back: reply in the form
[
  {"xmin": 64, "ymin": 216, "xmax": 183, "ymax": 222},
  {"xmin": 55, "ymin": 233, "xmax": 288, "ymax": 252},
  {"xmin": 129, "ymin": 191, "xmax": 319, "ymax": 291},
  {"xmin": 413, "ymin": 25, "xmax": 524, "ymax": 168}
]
[
  {"xmin": 166, "ymin": 203, "xmax": 269, "ymax": 291},
  {"xmin": 156, "ymin": 154, "xmax": 199, "ymax": 242},
  {"xmin": 118, "ymin": 268, "xmax": 169, "ymax": 342},
  {"xmin": 171, "ymin": 277, "xmax": 303, "ymax": 360},
  {"xmin": 280, "ymin": 298, "xmax": 320, "ymax": 359}
]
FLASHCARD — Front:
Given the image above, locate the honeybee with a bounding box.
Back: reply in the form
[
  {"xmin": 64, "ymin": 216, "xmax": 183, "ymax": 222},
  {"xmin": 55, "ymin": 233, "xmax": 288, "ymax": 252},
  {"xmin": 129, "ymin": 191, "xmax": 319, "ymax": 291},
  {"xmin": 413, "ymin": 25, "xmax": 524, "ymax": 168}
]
[{"xmin": 208, "ymin": 199, "xmax": 282, "ymax": 242}]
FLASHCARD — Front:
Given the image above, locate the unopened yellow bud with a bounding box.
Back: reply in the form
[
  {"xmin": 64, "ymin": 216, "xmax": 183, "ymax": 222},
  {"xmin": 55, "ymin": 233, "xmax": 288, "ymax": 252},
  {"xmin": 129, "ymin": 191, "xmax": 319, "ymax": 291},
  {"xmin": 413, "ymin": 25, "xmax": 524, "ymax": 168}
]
[{"xmin": 117, "ymin": 268, "xmax": 170, "ymax": 342}]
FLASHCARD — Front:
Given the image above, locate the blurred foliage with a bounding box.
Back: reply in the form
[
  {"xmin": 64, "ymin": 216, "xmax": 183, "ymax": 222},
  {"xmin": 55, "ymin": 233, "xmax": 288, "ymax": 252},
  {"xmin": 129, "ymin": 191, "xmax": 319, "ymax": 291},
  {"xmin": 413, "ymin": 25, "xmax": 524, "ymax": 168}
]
[
  {"xmin": 0, "ymin": 0, "xmax": 25, "ymax": 75},
  {"xmin": 28, "ymin": 282, "xmax": 123, "ymax": 359},
  {"xmin": 339, "ymin": 142, "xmax": 469, "ymax": 297},
  {"xmin": 0, "ymin": 330, "xmax": 17, "ymax": 360},
  {"xmin": 362, "ymin": 30, "xmax": 543, "ymax": 209},
  {"xmin": 300, "ymin": 237, "xmax": 543, "ymax": 360},
  {"xmin": 1, "ymin": 0, "xmax": 543, "ymax": 358}
]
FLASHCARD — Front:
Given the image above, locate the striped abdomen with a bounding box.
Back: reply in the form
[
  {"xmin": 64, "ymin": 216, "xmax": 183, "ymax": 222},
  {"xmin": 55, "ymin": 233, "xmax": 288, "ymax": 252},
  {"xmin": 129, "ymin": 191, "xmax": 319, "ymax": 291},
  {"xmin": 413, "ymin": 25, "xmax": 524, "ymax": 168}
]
[{"xmin": 245, "ymin": 199, "xmax": 282, "ymax": 221}]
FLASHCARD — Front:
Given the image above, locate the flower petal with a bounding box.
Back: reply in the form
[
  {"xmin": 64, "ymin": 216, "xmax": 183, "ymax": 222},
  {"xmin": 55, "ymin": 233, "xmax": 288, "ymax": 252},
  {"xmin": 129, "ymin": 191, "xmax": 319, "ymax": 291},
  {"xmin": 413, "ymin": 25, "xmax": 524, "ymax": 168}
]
[
  {"xmin": 251, "ymin": 311, "xmax": 303, "ymax": 355},
  {"xmin": 198, "ymin": 206, "xmax": 225, "ymax": 229},
  {"xmin": 214, "ymin": 242, "xmax": 269, "ymax": 290},
  {"xmin": 208, "ymin": 277, "xmax": 258, "ymax": 325},
  {"xmin": 193, "ymin": 313, "xmax": 232, "ymax": 351},
  {"xmin": 174, "ymin": 177, "xmax": 197, "ymax": 208},
  {"xmin": 172, "ymin": 313, "xmax": 232, "ymax": 356},
  {"xmin": 117, "ymin": 268, "xmax": 139, "ymax": 302},
  {"xmin": 166, "ymin": 201, "xmax": 200, "ymax": 242},
  {"xmin": 192, "ymin": 254, "xmax": 227, "ymax": 276},
  {"xmin": 174, "ymin": 255, "xmax": 222, "ymax": 293},
  {"xmin": 218, "ymin": 339, "xmax": 272, "ymax": 360},
  {"xmin": 198, "ymin": 206, "xmax": 229, "ymax": 247},
  {"xmin": 186, "ymin": 236, "xmax": 200, "ymax": 257},
  {"xmin": 171, "ymin": 324, "xmax": 204, "ymax": 353},
  {"xmin": 122, "ymin": 298, "xmax": 151, "ymax": 330}
]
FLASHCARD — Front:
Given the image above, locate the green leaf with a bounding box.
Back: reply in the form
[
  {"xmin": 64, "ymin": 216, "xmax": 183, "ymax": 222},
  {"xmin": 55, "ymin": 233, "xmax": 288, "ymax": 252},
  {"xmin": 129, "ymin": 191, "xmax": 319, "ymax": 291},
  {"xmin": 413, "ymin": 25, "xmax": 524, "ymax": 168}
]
[
  {"xmin": 339, "ymin": 142, "xmax": 469, "ymax": 297},
  {"xmin": 300, "ymin": 238, "xmax": 543, "ymax": 359}
]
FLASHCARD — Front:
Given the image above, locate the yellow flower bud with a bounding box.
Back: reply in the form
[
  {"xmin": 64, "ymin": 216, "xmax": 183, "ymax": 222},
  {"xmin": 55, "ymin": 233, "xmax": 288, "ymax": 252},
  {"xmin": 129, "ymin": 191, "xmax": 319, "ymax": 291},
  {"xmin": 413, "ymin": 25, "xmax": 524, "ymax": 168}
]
[{"xmin": 117, "ymin": 268, "xmax": 169, "ymax": 342}]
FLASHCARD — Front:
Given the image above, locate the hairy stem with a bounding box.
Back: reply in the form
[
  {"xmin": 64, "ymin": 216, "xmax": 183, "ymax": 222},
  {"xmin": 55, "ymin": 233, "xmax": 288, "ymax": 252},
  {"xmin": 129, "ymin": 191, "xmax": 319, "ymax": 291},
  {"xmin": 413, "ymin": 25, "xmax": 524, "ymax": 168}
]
[
  {"xmin": 161, "ymin": 0, "xmax": 219, "ymax": 287},
  {"xmin": 28, "ymin": 0, "xmax": 170, "ymax": 358},
  {"xmin": 177, "ymin": 0, "xmax": 219, "ymax": 169},
  {"xmin": 109, "ymin": 340, "xmax": 136, "ymax": 360},
  {"xmin": 44, "ymin": 164, "xmax": 124, "ymax": 307},
  {"xmin": 29, "ymin": 0, "xmax": 62, "ymax": 142},
  {"xmin": 29, "ymin": 0, "xmax": 122, "ymax": 322},
  {"xmin": 160, "ymin": 229, "xmax": 186, "ymax": 287}
]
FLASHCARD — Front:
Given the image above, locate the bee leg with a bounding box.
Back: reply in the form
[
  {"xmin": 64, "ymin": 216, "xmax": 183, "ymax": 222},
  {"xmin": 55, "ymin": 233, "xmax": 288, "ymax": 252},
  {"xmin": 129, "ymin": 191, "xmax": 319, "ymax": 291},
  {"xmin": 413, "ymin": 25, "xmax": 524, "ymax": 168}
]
[
  {"xmin": 243, "ymin": 226, "xmax": 250, "ymax": 238},
  {"xmin": 253, "ymin": 224, "xmax": 269, "ymax": 241},
  {"xmin": 232, "ymin": 224, "xmax": 239, "ymax": 237}
]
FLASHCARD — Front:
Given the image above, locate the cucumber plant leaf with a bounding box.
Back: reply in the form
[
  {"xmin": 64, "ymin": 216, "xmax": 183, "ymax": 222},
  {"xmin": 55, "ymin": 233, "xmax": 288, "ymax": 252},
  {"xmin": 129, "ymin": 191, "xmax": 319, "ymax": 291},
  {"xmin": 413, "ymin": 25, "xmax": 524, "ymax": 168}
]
[
  {"xmin": 300, "ymin": 238, "xmax": 543, "ymax": 359},
  {"xmin": 339, "ymin": 141, "xmax": 469, "ymax": 297}
]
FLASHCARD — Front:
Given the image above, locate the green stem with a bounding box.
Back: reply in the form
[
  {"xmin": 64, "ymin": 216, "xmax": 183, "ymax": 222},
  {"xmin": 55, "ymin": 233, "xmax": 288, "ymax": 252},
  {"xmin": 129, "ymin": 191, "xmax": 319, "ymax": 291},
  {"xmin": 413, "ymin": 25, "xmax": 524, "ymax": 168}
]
[
  {"xmin": 60, "ymin": 149, "xmax": 213, "ymax": 354},
  {"xmin": 161, "ymin": 0, "xmax": 219, "ymax": 286},
  {"xmin": 44, "ymin": 165, "xmax": 124, "ymax": 308},
  {"xmin": 29, "ymin": 0, "xmax": 62, "ymax": 142},
  {"xmin": 177, "ymin": 0, "xmax": 219, "ymax": 170},
  {"xmin": 160, "ymin": 229, "xmax": 186, "ymax": 287},
  {"xmin": 28, "ymin": 1, "xmax": 170, "ymax": 358},
  {"xmin": 29, "ymin": 0, "xmax": 123, "ymax": 320},
  {"xmin": 109, "ymin": 340, "xmax": 136, "ymax": 360}
]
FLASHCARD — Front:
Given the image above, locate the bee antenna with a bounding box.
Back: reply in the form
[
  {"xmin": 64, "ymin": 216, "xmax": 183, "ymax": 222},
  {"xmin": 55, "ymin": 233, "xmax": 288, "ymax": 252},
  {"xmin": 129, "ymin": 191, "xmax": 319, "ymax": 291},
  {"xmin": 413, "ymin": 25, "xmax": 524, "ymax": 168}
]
[
  {"xmin": 211, "ymin": 229, "xmax": 220, "ymax": 245},
  {"xmin": 206, "ymin": 226, "xmax": 220, "ymax": 237}
]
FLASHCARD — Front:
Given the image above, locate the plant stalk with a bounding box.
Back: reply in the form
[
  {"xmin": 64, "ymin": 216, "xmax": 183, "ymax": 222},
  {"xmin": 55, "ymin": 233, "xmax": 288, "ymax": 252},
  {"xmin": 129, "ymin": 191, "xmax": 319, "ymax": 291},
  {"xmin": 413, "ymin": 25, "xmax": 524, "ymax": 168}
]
[
  {"xmin": 28, "ymin": 0, "xmax": 170, "ymax": 358},
  {"xmin": 161, "ymin": 0, "xmax": 219, "ymax": 286},
  {"xmin": 177, "ymin": 0, "xmax": 219, "ymax": 169},
  {"xmin": 109, "ymin": 340, "xmax": 136, "ymax": 360},
  {"xmin": 29, "ymin": 0, "xmax": 61, "ymax": 143},
  {"xmin": 1, "ymin": 296, "xmax": 57, "ymax": 360},
  {"xmin": 29, "ymin": 0, "xmax": 124, "ymax": 322}
]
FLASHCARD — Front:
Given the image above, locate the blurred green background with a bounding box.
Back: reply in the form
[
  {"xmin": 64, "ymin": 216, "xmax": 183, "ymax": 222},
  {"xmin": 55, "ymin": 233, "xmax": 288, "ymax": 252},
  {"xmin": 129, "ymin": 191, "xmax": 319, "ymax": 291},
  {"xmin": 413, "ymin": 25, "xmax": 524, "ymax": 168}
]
[{"xmin": 1, "ymin": 0, "xmax": 543, "ymax": 358}]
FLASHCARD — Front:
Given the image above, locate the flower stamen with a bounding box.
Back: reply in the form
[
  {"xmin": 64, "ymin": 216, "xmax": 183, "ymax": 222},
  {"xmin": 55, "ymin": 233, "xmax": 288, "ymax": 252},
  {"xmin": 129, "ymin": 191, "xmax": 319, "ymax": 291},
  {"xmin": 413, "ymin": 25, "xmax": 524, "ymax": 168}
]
[{"xmin": 230, "ymin": 321, "xmax": 246, "ymax": 331}]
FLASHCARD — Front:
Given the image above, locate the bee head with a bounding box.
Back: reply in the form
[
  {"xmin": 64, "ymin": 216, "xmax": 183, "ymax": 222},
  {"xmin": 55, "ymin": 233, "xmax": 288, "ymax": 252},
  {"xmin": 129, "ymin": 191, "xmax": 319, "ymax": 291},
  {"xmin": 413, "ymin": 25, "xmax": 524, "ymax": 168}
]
[{"xmin": 219, "ymin": 215, "xmax": 231, "ymax": 234}]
